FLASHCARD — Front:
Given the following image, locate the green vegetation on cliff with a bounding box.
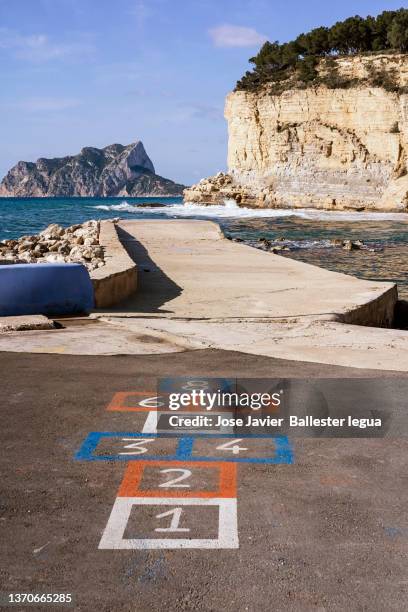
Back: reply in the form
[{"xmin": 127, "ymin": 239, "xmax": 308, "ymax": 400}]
[{"xmin": 236, "ymin": 8, "xmax": 408, "ymax": 92}]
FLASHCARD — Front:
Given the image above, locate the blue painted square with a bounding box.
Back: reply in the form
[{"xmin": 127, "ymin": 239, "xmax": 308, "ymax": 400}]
[{"xmin": 74, "ymin": 432, "xmax": 293, "ymax": 464}]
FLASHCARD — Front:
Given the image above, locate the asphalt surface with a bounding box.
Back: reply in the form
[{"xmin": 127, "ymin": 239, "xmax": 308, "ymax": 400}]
[{"xmin": 1, "ymin": 349, "xmax": 408, "ymax": 612}]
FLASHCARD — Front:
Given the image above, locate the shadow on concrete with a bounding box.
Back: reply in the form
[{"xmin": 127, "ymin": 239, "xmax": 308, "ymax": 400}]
[
  {"xmin": 113, "ymin": 226, "xmax": 182, "ymax": 313},
  {"xmin": 394, "ymin": 299, "xmax": 408, "ymax": 330}
]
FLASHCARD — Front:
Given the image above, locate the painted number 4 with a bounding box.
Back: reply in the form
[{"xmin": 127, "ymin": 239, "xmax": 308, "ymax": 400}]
[{"xmin": 216, "ymin": 439, "xmax": 248, "ymax": 455}]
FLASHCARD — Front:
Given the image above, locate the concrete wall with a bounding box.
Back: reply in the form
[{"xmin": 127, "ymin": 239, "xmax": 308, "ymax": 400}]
[
  {"xmin": 90, "ymin": 221, "xmax": 137, "ymax": 308},
  {"xmin": 341, "ymin": 285, "xmax": 398, "ymax": 328}
]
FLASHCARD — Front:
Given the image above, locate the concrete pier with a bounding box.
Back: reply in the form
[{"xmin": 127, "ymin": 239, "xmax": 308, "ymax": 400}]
[
  {"xmin": 0, "ymin": 219, "xmax": 407, "ymax": 371},
  {"xmin": 101, "ymin": 220, "xmax": 396, "ymax": 326}
]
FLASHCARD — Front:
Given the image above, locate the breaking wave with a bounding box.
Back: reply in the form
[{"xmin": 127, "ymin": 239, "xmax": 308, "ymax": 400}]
[{"xmin": 92, "ymin": 199, "xmax": 408, "ymax": 221}]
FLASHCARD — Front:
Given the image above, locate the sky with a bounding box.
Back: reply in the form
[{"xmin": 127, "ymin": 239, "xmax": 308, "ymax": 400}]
[{"xmin": 0, "ymin": 0, "xmax": 406, "ymax": 185}]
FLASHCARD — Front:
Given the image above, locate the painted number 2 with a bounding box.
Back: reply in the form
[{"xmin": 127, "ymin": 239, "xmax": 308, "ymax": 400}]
[
  {"xmin": 158, "ymin": 468, "xmax": 192, "ymax": 488},
  {"xmin": 155, "ymin": 508, "xmax": 190, "ymax": 533}
]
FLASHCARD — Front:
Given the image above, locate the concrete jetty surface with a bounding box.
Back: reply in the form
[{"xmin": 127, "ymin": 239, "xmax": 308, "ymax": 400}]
[
  {"xmin": 0, "ymin": 219, "xmax": 407, "ymax": 370},
  {"xmin": 106, "ymin": 220, "xmax": 395, "ymax": 324}
]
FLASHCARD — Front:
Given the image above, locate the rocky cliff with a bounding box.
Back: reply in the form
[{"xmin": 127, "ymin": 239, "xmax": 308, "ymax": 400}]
[
  {"xmin": 184, "ymin": 54, "xmax": 408, "ymax": 212},
  {"xmin": 0, "ymin": 141, "xmax": 185, "ymax": 197}
]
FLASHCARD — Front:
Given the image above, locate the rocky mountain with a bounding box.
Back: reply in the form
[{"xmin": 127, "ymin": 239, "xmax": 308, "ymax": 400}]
[
  {"xmin": 184, "ymin": 54, "xmax": 408, "ymax": 212},
  {"xmin": 0, "ymin": 141, "xmax": 185, "ymax": 197}
]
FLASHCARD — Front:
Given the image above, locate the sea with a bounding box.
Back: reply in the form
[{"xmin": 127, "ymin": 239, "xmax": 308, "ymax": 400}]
[{"xmin": 1, "ymin": 196, "xmax": 408, "ymax": 299}]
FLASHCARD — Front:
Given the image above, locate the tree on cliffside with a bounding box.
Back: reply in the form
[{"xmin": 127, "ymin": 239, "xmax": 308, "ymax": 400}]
[
  {"xmin": 296, "ymin": 27, "xmax": 330, "ymax": 56},
  {"xmin": 371, "ymin": 10, "xmax": 399, "ymax": 50},
  {"xmin": 236, "ymin": 8, "xmax": 408, "ymax": 91},
  {"xmin": 329, "ymin": 16, "xmax": 373, "ymax": 54},
  {"xmin": 388, "ymin": 11, "xmax": 408, "ymax": 51}
]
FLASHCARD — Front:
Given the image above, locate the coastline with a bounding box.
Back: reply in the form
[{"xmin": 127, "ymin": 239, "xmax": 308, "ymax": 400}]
[{"xmin": 1, "ymin": 196, "xmax": 408, "ymax": 300}]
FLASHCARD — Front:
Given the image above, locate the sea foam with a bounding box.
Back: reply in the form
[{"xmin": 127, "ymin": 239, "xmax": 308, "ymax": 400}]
[{"xmin": 92, "ymin": 198, "xmax": 408, "ymax": 222}]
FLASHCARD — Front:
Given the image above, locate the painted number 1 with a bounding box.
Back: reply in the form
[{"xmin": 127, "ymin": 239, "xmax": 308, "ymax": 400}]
[{"xmin": 155, "ymin": 508, "xmax": 190, "ymax": 533}]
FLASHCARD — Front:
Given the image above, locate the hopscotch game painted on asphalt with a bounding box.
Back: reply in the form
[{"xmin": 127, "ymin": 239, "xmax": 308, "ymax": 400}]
[{"xmin": 74, "ymin": 378, "xmax": 294, "ymax": 550}]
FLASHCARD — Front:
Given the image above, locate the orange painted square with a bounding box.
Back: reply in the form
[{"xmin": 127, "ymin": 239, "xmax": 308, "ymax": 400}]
[
  {"xmin": 107, "ymin": 391, "xmax": 209, "ymax": 412},
  {"xmin": 117, "ymin": 460, "xmax": 237, "ymax": 499},
  {"xmin": 107, "ymin": 391, "xmax": 167, "ymax": 412}
]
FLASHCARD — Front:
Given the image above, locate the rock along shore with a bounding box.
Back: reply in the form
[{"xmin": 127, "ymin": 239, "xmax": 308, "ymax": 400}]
[
  {"xmin": 0, "ymin": 221, "xmax": 106, "ymax": 272},
  {"xmin": 184, "ymin": 55, "xmax": 408, "ymax": 212}
]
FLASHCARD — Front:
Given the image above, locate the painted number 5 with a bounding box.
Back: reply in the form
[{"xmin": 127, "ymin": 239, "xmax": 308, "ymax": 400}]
[{"xmin": 119, "ymin": 438, "xmax": 155, "ymax": 455}]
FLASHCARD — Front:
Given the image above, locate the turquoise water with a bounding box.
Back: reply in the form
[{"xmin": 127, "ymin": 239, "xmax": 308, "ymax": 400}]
[
  {"xmin": 1, "ymin": 196, "xmax": 408, "ymax": 298},
  {"xmin": 0, "ymin": 197, "xmax": 183, "ymax": 240},
  {"xmin": 224, "ymin": 216, "xmax": 408, "ymax": 299}
]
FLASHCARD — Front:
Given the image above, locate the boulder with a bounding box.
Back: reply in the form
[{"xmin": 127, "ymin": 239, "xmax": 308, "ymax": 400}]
[
  {"xmin": 39, "ymin": 224, "xmax": 65, "ymax": 240},
  {"xmin": 2, "ymin": 219, "xmax": 105, "ymax": 271},
  {"xmin": 343, "ymin": 240, "xmax": 361, "ymax": 251}
]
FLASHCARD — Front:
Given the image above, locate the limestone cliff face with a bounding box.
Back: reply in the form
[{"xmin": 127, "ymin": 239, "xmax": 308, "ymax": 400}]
[
  {"xmin": 0, "ymin": 141, "xmax": 185, "ymax": 197},
  {"xmin": 184, "ymin": 54, "xmax": 408, "ymax": 211}
]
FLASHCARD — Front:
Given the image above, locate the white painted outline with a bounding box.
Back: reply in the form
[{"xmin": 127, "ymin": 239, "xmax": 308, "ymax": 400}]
[
  {"xmin": 98, "ymin": 497, "xmax": 239, "ymax": 549},
  {"xmin": 141, "ymin": 411, "xmax": 234, "ymax": 434}
]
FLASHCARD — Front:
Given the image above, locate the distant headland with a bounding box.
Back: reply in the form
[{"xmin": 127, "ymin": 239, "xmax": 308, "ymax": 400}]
[{"xmin": 0, "ymin": 140, "xmax": 186, "ymax": 198}]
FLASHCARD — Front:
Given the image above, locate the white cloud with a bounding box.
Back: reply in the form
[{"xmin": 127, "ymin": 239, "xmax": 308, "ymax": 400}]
[
  {"xmin": 18, "ymin": 97, "xmax": 82, "ymax": 112},
  {"xmin": 208, "ymin": 24, "xmax": 267, "ymax": 48},
  {"xmin": 0, "ymin": 28, "xmax": 94, "ymax": 62}
]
